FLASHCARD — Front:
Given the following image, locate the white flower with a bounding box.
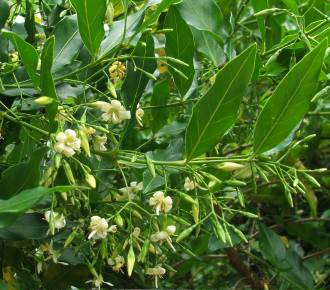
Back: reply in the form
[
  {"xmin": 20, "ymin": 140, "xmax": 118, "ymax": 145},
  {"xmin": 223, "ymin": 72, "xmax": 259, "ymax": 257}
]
[
  {"xmin": 109, "ymin": 225, "xmax": 118, "ymax": 233},
  {"xmin": 136, "ymin": 104, "xmax": 144, "ymax": 126},
  {"xmin": 54, "ymin": 129, "xmax": 81, "ymax": 157},
  {"xmin": 146, "ymin": 266, "xmax": 166, "ymax": 276},
  {"xmin": 93, "ymin": 135, "xmax": 107, "ymax": 151},
  {"xmin": 108, "ymin": 255, "xmax": 125, "ymax": 272},
  {"xmin": 184, "ymin": 177, "xmax": 196, "ymax": 191},
  {"xmin": 88, "ymin": 216, "xmax": 109, "ymax": 240},
  {"xmin": 94, "ymin": 100, "xmax": 131, "ymax": 124},
  {"xmin": 166, "ymin": 225, "xmax": 176, "ymax": 235},
  {"xmin": 86, "ymin": 274, "xmax": 113, "ymax": 290},
  {"xmin": 116, "ymin": 181, "xmax": 143, "ymax": 201},
  {"xmin": 150, "ymin": 224, "xmax": 176, "ymax": 252},
  {"xmin": 133, "ymin": 227, "xmax": 141, "ymax": 238},
  {"xmin": 44, "ymin": 211, "xmax": 66, "ymax": 230},
  {"xmin": 146, "ymin": 266, "xmax": 166, "ymax": 289},
  {"xmin": 149, "ymin": 191, "xmax": 173, "ymax": 215}
]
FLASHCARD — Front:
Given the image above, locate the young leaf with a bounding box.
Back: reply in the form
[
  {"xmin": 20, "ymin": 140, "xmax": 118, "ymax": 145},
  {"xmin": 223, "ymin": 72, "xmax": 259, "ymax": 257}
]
[
  {"xmin": 70, "ymin": 0, "xmax": 106, "ymax": 58},
  {"xmin": 253, "ymin": 40, "xmax": 327, "ymax": 155},
  {"xmin": 40, "ymin": 36, "xmax": 58, "ymax": 132},
  {"xmin": 185, "ymin": 44, "xmax": 257, "ymax": 161},
  {"xmin": 2, "ymin": 31, "xmax": 40, "ymax": 87},
  {"xmin": 165, "ymin": 6, "xmax": 195, "ymax": 97},
  {"xmin": 0, "ymin": 0, "xmax": 9, "ymax": 30}
]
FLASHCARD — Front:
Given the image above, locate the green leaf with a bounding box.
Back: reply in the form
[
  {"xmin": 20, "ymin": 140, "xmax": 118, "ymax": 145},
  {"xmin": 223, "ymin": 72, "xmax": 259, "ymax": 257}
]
[
  {"xmin": 165, "ymin": 6, "xmax": 195, "ymax": 97},
  {"xmin": 185, "ymin": 44, "xmax": 257, "ymax": 161},
  {"xmin": 251, "ymin": 0, "xmax": 268, "ymax": 42},
  {"xmin": 0, "ymin": 0, "xmax": 9, "ymax": 30},
  {"xmin": 40, "ymin": 36, "xmax": 58, "ymax": 132},
  {"xmin": 281, "ymin": 0, "xmax": 299, "ymax": 14},
  {"xmin": 151, "ymin": 80, "xmax": 170, "ymax": 132},
  {"xmin": 253, "ymin": 40, "xmax": 327, "ymax": 155},
  {"xmin": 258, "ymin": 223, "xmax": 288, "ymax": 269},
  {"xmin": 0, "ymin": 186, "xmax": 77, "ymax": 213},
  {"xmin": 192, "ymin": 28, "xmax": 226, "ymax": 66},
  {"xmin": 70, "ymin": 0, "xmax": 106, "ymax": 58},
  {"xmin": 24, "ymin": 0, "xmax": 36, "ymax": 44},
  {"xmin": 0, "ymin": 147, "xmax": 48, "ymax": 199},
  {"xmin": 1, "ymin": 31, "xmax": 40, "ymax": 87},
  {"xmin": 178, "ymin": 0, "xmax": 224, "ymax": 42},
  {"xmin": 52, "ymin": 15, "xmax": 83, "ymax": 73}
]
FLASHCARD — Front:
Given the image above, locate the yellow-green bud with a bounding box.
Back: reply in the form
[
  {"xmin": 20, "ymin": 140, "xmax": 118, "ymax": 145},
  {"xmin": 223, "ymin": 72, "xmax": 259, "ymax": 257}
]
[
  {"xmin": 34, "ymin": 96, "xmax": 54, "ymax": 106},
  {"xmin": 127, "ymin": 245, "xmax": 135, "ymax": 277}
]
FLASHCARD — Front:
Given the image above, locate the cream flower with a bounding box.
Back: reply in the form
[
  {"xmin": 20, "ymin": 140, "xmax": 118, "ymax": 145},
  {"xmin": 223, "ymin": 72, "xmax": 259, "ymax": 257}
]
[
  {"xmin": 149, "ymin": 191, "xmax": 173, "ymax": 215},
  {"xmin": 133, "ymin": 227, "xmax": 141, "ymax": 238},
  {"xmin": 88, "ymin": 216, "xmax": 109, "ymax": 240},
  {"xmin": 86, "ymin": 274, "xmax": 113, "ymax": 290},
  {"xmin": 109, "ymin": 225, "xmax": 118, "ymax": 233},
  {"xmin": 136, "ymin": 104, "xmax": 144, "ymax": 126},
  {"xmin": 54, "ymin": 129, "xmax": 81, "ymax": 157},
  {"xmin": 94, "ymin": 100, "xmax": 131, "ymax": 124},
  {"xmin": 116, "ymin": 181, "xmax": 143, "ymax": 201},
  {"xmin": 108, "ymin": 255, "xmax": 125, "ymax": 272},
  {"xmin": 93, "ymin": 135, "xmax": 107, "ymax": 151},
  {"xmin": 44, "ymin": 211, "xmax": 66, "ymax": 230},
  {"xmin": 150, "ymin": 225, "xmax": 176, "ymax": 252},
  {"xmin": 184, "ymin": 177, "xmax": 196, "ymax": 191},
  {"xmin": 146, "ymin": 266, "xmax": 166, "ymax": 288}
]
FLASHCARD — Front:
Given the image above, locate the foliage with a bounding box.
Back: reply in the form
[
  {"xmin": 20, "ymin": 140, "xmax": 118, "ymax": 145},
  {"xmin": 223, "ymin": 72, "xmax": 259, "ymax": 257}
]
[{"xmin": 0, "ymin": 0, "xmax": 329, "ymax": 289}]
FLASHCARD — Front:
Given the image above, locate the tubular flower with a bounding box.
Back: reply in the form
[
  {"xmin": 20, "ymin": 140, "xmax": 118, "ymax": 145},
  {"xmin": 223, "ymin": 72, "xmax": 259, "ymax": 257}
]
[
  {"xmin": 44, "ymin": 211, "xmax": 66, "ymax": 230},
  {"xmin": 146, "ymin": 266, "xmax": 166, "ymax": 288},
  {"xmin": 94, "ymin": 100, "xmax": 131, "ymax": 124},
  {"xmin": 136, "ymin": 104, "xmax": 144, "ymax": 126},
  {"xmin": 149, "ymin": 191, "xmax": 173, "ymax": 215},
  {"xmin": 108, "ymin": 255, "xmax": 125, "ymax": 272},
  {"xmin": 150, "ymin": 225, "xmax": 176, "ymax": 252},
  {"xmin": 109, "ymin": 60, "xmax": 126, "ymax": 82},
  {"xmin": 184, "ymin": 177, "xmax": 196, "ymax": 191},
  {"xmin": 54, "ymin": 129, "xmax": 81, "ymax": 157},
  {"xmin": 93, "ymin": 135, "xmax": 107, "ymax": 151},
  {"xmin": 88, "ymin": 216, "xmax": 109, "ymax": 240},
  {"xmin": 116, "ymin": 181, "xmax": 143, "ymax": 201}
]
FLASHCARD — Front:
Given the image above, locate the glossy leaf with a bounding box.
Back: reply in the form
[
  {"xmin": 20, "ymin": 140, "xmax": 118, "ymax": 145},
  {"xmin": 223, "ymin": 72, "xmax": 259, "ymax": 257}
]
[
  {"xmin": 0, "ymin": 147, "xmax": 48, "ymax": 199},
  {"xmin": 151, "ymin": 80, "xmax": 170, "ymax": 132},
  {"xmin": 2, "ymin": 31, "xmax": 40, "ymax": 87},
  {"xmin": 52, "ymin": 15, "xmax": 83, "ymax": 73},
  {"xmin": 165, "ymin": 6, "xmax": 195, "ymax": 97},
  {"xmin": 192, "ymin": 28, "xmax": 226, "ymax": 66},
  {"xmin": 0, "ymin": 186, "xmax": 76, "ymax": 213},
  {"xmin": 178, "ymin": 0, "xmax": 224, "ymax": 42},
  {"xmin": 70, "ymin": 0, "xmax": 106, "ymax": 58},
  {"xmin": 40, "ymin": 36, "xmax": 58, "ymax": 132},
  {"xmin": 253, "ymin": 40, "xmax": 327, "ymax": 154},
  {"xmin": 185, "ymin": 44, "xmax": 257, "ymax": 161},
  {"xmin": 0, "ymin": 0, "xmax": 9, "ymax": 30}
]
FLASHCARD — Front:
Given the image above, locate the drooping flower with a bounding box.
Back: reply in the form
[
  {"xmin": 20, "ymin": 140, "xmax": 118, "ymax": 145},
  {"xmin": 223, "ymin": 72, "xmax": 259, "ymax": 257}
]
[
  {"xmin": 93, "ymin": 135, "xmax": 107, "ymax": 151},
  {"xmin": 86, "ymin": 274, "xmax": 113, "ymax": 290},
  {"xmin": 184, "ymin": 177, "xmax": 196, "ymax": 191},
  {"xmin": 116, "ymin": 181, "xmax": 143, "ymax": 201},
  {"xmin": 150, "ymin": 225, "xmax": 176, "ymax": 251},
  {"xmin": 54, "ymin": 129, "xmax": 81, "ymax": 157},
  {"xmin": 88, "ymin": 216, "xmax": 109, "ymax": 240},
  {"xmin": 44, "ymin": 211, "xmax": 66, "ymax": 231},
  {"xmin": 108, "ymin": 255, "xmax": 125, "ymax": 272},
  {"xmin": 146, "ymin": 266, "xmax": 166, "ymax": 289},
  {"xmin": 136, "ymin": 104, "xmax": 144, "ymax": 127},
  {"xmin": 94, "ymin": 100, "xmax": 131, "ymax": 124},
  {"xmin": 149, "ymin": 191, "xmax": 173, "ymax": 215}
]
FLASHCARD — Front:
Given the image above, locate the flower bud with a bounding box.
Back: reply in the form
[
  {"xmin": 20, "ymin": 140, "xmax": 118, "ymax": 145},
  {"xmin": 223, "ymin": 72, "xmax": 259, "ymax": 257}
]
[
  {"xmin": 85, "ymin": 173, "xmax": 96, "ymax": 188},
  {"xmin": 218, "ymin": 162, "xmax": 245, "ymax": 172},
  {"xmin": 34, "ymin": 96, "xmax": 54, "ymax": 105},
  {"xmin": 127, "ymin": 245, "xmax": 135, "ymax": 277}
]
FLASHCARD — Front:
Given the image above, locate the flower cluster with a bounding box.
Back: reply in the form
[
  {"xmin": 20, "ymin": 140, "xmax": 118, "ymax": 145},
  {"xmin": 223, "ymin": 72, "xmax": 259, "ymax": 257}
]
[
  {"xmin": 149, "ymin": 191, "xmax": 173, "ymax": 215},
  {"xmin": 109, "ymin": 61, "xmax": 126, "ymax": 82},
  {"xmin": 54, "ymin": 129, "xmax": 81, "ymax": 157},
  {"xmin": 93, "ymin": 100, "xmax": 131, "ymax": 124},
  {"xmin": 116, "ymin": 181, "xmax": 143, "ymax": 201}
]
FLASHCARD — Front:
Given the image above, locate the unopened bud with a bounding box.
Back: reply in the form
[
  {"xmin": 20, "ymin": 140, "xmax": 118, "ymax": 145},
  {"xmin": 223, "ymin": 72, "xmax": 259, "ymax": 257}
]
[
  {"xmin": 218, "ymin": 162, "xmax": 245, "ymax": 172},
  {"xmin": 34, "ymin": 96, "xmax": 54, "ymax": 106},
  {"xmin": 85, "ymin": 173, "xmax": 96, "ymax": 188}
]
